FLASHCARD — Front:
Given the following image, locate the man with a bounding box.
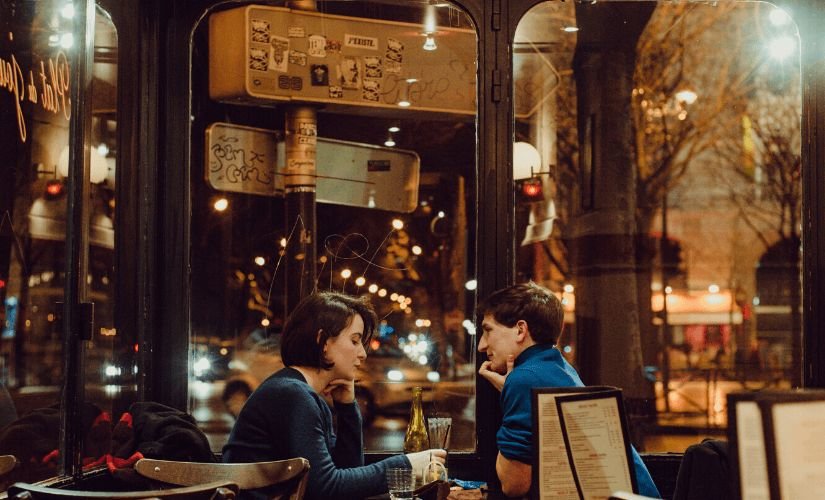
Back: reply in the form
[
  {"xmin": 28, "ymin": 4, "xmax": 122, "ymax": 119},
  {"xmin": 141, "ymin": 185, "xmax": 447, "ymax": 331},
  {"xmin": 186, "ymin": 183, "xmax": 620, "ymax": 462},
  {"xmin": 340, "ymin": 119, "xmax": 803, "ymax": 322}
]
[{"xmin": 477, "ymin": 282, "xmax": 660, "ymax": 498}]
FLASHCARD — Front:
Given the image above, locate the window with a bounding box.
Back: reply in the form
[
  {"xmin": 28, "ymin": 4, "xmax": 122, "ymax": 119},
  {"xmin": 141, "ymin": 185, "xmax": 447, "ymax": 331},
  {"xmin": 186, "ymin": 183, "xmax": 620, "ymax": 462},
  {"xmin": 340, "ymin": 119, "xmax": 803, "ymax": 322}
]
[
  {"xmin": 0, "ymin": 1, "xmax": 127, "ymax": 484},
  {"xmin": 188, "ymin": 1, "xmax": 478, "ymax": 454},
  {"xmin": 513, "ymin": 1, "xmax": 801, "ymax": 452}
]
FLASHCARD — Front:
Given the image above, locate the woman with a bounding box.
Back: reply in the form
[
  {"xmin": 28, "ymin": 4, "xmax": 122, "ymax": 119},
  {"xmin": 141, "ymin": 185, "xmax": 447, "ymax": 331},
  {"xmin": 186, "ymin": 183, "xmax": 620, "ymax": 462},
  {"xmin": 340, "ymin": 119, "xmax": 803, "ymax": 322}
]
[{"xmin": 223, "ymin": 292, "xmax": 445, "ymax": 499}]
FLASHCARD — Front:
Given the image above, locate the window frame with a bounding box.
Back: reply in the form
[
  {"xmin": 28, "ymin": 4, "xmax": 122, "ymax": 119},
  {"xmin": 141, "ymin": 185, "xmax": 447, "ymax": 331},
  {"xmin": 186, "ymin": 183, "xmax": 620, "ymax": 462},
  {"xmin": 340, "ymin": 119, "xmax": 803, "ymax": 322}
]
[{"xmin": 54, "ymin": 0, "xmax": 825, "ymax": 487}]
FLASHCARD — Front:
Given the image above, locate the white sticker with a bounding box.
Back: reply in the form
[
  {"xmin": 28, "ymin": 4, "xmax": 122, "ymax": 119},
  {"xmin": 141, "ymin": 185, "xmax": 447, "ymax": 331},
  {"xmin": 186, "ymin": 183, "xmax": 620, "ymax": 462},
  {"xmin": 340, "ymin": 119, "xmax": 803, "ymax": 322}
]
[
  {"xmin": 386, "ymin": 38, "xmax": 404, "ymax": 63},
  {"xmin": 251, "ymin": 19, "xmax": 271, "ymax": 43},
  {"xmin": 297, "ymin": 122, "xmax": 317, "ymax": 145},
  {"xmin": 339, "ymin": 57, "xmax": 361, "ymax": 89},
  {"xmin": 289, "ymin": 50, "xmax": 307, "ymax": 67},
  {"xmin": 287, "ymin": 26, "xmax": 306, "ymax": 38},
  {"xmin": 308, "ymin": 34, "xmax": 327, "ymax": 58},
  {"xmin": 269, "ymin": 35, "xmax": 289, "ymax": 72},
  {"xmin": 344, "ymin": 34, "xmax": 378, "ymax": 51}
]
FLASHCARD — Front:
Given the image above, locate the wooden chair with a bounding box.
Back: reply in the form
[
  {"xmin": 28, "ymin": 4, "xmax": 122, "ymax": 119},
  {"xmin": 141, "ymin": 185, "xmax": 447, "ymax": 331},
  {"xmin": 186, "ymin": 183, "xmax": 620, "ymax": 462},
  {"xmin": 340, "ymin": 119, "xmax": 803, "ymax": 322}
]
[
  {"xmin": 0, "ymin": 455, "xmax": 17, "ymax": 476},
  {"xmin": 6, "ymin": 480, "xmax": 238, "ymax": 499},
  {"xmin": 135, "ymin": 457, "xmax": 310, "ymax": 500}
]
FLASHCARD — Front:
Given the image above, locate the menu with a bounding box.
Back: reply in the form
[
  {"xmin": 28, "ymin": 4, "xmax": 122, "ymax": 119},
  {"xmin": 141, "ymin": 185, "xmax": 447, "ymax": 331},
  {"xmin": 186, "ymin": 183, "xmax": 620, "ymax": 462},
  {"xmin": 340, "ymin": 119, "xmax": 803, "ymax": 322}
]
[
  {"xmin": 733, "ymin": 400, "xmax": 770, "ymax": 500},
  {"xmin": 771, "ymin": 400, "xmax": 825, "ymax": 500},
  {"xmin": 532, "ymin": 387, "xmax": 636, "ymax": 500},
  {"xmin": 728, "ymin": 390, "xmax": 825, "ymax": 500}
]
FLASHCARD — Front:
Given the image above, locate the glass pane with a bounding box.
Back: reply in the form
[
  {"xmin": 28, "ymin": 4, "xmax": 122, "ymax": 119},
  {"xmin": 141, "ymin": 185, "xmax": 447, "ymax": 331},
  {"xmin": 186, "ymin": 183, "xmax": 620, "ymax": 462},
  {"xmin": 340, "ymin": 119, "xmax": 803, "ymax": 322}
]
[
  {"xmin": 0, "ymin": 2, "xmax": 125, "ymax": 484},
  {"xmin": 0, "ymin": 0, "xmax": 75, "ymax": 485},
  {"xmin": 83, "ymin": 6, "xmax": 134, "ymax": 454},
  {"xmin": 513, "ymin": 1, "xmax": 801, "ymax": 453},
  {"xmin": 189, "ymin": 1, "xmax": 478, "ymax": 455}
]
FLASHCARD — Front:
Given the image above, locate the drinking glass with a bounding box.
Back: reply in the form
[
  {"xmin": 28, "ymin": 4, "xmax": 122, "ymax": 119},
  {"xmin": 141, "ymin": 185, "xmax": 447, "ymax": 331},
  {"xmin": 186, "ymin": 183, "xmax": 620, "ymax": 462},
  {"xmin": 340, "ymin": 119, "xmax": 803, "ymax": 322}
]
[
  {"xmin": 425, "ymin": 416, "xmax": 452, "ymax": 482},
  {"xmin": 427, "ymin": 416, "xmax": 452, "ymax": 450},
  {"xmin": 386, "ymin": 467, "xmax": 415, "ymax": 500}
]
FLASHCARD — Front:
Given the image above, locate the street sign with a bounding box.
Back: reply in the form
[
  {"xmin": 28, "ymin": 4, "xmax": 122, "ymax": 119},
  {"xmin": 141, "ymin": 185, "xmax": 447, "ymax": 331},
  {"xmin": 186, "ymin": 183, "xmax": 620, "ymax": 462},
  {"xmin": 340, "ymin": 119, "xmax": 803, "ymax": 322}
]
[
  {"xmin": 208, "ymin": 5, "xmax": 476, "ymax": 116},
  {"xmin": 205, "ymin": 122, "xmax": 420, "ymax": 213}
]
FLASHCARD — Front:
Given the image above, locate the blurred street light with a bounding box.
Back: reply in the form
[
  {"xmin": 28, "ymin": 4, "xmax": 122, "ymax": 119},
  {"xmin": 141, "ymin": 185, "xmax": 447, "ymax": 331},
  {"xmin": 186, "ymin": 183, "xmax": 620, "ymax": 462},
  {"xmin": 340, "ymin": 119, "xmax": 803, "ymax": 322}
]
[
  {"xmin": 769, "ymin": 7, "xmax": 792, "ymax": 26},
  {"xmin": 213, "ymin": 198, "xmax": 229, "ymax": 212},
  {"xmin": 768, "ymin": 36, "xmax": 796, "ymax": 60}
]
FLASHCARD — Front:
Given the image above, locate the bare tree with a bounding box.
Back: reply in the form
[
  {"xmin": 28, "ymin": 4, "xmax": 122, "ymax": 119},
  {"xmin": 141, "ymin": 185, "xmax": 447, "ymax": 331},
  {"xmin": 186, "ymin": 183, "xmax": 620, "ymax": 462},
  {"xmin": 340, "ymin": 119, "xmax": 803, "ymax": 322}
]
[
  {"xmin": 631, "ymin": 3, "xmax": 774, "ymax": 373},
  {"xmin": 517, "ymin": 2, "xmax": 794, "ymax": 422},
  {"xmin": 714, "ymin": 83, "xmax": 802, "ymax": 385}
]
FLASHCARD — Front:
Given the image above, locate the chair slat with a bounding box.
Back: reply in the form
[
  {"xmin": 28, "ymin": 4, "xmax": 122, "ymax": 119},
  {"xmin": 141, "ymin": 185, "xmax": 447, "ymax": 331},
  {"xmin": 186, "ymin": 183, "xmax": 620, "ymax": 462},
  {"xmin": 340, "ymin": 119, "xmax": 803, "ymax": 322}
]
[
  {"xmin": 7, "ymin": 480, "xmax": 239, "ymax": 499},
  {"xmin": 135, "ymin": 457, "xmax": 309, "ymax": 490}
]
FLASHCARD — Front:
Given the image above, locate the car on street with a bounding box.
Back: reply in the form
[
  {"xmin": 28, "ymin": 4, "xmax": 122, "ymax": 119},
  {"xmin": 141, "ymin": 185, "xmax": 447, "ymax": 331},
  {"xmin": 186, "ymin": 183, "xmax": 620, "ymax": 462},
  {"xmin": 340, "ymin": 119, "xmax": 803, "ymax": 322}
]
[{"xmin": 220, "ymin": 333, "xmax": 454, "ymax": 427}]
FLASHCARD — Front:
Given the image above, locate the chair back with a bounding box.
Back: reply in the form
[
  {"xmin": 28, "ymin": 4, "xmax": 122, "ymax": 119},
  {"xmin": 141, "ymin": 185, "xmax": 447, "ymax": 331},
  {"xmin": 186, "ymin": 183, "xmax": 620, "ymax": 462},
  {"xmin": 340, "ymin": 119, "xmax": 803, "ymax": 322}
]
[
  {"xmin": 0, "ymin": 454, "xmax": 17, "ymax": 476},
  {"xmin": 7, "ymin": 480, "xmax": 238, "ymax": 499},
  {"xmin": 135, "ymin": 457, "xmax": 310, "ymax": 500}
]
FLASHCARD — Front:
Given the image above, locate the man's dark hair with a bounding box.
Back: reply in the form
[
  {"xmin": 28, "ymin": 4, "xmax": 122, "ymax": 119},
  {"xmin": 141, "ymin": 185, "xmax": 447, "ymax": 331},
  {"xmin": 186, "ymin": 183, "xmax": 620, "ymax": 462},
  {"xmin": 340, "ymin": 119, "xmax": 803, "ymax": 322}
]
[
  {"xmin": 281, "ymin": 292, "xmax": 377, "ymax": 369},
  {"xmin": 476, "ymin": 282, "xmax": 564, "ymax": 344}
]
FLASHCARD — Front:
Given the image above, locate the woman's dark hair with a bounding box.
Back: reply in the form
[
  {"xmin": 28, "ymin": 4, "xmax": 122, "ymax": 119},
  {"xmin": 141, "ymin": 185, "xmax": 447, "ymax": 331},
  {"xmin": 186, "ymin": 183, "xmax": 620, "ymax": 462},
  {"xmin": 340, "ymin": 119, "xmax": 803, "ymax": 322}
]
[
  {"xmin": 476, "ymin": 282, "xmax": 564, "ymax": 344},
  {"xmin": 280, "ymin": 292, "xmax": 377, "ymax": 369}
]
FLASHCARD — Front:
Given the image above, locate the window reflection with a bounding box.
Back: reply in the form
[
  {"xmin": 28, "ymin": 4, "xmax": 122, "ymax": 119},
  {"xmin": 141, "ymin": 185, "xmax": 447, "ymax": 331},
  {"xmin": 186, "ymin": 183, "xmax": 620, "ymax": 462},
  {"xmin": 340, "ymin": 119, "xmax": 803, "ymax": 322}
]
[
  {"xmin": 189, "ymin": 1, "xmax": 477, "ymax": 453},
  {"xmin": 0, "ymin": 1, "xmax": 124, "ymax": 486},
  {"xmin": 514, "ymin": 1, "xmax": 801, "ymax": 452}
]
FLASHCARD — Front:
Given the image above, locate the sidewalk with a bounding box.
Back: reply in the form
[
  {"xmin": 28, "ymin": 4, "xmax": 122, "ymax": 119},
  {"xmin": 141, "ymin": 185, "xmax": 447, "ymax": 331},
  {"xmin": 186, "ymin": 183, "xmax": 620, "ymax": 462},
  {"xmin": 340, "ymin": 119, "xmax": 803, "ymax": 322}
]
[{"xmin": 641, "ymin": 371, "xmax": 790, "ymax": 453}]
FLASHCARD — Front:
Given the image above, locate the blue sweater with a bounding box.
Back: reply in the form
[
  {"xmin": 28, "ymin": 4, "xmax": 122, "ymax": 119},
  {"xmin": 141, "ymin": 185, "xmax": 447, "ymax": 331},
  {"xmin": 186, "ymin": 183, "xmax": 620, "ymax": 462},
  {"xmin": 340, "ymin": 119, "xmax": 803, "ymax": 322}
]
[
  {"xmin": 222, "ymin": 367, "xmax": 408, "ymax": 500},
  {"xmin": 498, "ymin": 344, "xmax": 661, "ymax": 498}
]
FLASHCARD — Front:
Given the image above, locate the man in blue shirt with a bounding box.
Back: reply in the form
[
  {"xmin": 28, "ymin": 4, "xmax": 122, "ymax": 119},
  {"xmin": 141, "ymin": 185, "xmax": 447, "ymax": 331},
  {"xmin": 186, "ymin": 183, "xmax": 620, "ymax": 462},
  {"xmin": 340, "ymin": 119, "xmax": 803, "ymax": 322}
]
[{"xmin": 477, "ymin": 282, "xmax": 660, "ymax": 498}]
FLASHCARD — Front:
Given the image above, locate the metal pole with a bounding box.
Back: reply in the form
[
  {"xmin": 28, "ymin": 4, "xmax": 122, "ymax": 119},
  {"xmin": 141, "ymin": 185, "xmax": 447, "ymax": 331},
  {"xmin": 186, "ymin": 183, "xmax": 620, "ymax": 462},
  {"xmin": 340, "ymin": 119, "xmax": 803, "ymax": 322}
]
[
  {"xmin": 660, "ymin": 190, "xmax": 671, "ymax": 413},
  {"xmin": 284, "ymin": 1, "xmax": 317, "ymax": 314},
  {"xmin": 61, "ymin": 0, "xmax": 95, "ymax": 479}
]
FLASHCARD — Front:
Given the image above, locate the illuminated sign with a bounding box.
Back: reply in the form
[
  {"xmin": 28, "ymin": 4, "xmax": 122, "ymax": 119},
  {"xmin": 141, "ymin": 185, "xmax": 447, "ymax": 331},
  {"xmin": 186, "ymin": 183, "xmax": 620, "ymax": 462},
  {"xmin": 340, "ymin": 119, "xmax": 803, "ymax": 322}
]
[{"xmin": 0, "ymin": 32, "xmax": 71, "ymax": 143}]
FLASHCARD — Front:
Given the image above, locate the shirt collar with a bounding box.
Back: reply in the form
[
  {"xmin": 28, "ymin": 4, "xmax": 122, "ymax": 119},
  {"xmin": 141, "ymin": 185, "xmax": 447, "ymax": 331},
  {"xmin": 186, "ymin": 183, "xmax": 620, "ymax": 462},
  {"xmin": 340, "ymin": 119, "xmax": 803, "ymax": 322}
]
[
  {"xmin": 279, "ymin": 366, "xmax": 308, "ymax": 383},
  {"xmin": 514, "ymin": 343, "xmax": 557, "ymax": 367}
]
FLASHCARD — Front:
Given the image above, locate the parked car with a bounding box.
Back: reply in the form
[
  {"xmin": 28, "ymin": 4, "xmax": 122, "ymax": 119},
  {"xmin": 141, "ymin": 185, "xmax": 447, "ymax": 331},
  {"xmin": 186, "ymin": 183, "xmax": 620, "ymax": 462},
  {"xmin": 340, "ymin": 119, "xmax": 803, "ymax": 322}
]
[
  {"xmin": 220, "ymin": 334, "xmax": 441, "ymax": 427},
  {"xmin": 191, "ymin": 337, "xmax": 235, "ymax": 382}
]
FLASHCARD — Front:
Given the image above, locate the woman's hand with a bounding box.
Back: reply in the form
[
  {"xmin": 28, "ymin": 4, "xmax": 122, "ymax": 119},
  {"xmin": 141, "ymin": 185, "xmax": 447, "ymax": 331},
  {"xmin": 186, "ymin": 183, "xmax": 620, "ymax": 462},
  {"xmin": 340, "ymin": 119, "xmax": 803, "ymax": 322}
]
[
  {"xmin": 324, "ymin": 378, "xmax": 356, "ymax": 404},
  {"xmin": 478, "ymin": 355, "xmax": 515, "ymax": 392},
  {"xmin": 405, "ymin": 448, "xmax": 447, "ymax": 473}
]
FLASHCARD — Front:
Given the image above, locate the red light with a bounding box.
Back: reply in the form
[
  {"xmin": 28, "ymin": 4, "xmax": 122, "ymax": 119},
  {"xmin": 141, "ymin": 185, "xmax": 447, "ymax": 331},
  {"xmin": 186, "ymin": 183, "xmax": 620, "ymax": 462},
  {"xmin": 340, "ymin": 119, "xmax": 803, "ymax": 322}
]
[
  {"xmin": 370, "ymin": 339, "xmax": 380, "ymax": 351},
  {"xmin": 517, "ymin": 177, "xmax": 543, "ymax": 203},
  {"xmin": 133, "ymin": 343, "xmax": 140, "ymax": 353},
  {"xmin": 0, "ymin": 279, "xmax": 5, "ymax": 288},
  {"xmin": 522, "ymin": 182, "xmax": 542, "ymax": 198},
  {"xmin": 45, "ymin": 180, "xmax": 64, "ymax": 198}
]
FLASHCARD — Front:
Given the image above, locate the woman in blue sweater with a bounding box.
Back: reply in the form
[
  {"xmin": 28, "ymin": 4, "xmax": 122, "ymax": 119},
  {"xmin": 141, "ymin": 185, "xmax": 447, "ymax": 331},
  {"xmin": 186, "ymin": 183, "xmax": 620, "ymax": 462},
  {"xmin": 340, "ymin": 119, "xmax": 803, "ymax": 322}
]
[{"xmin": 223, "ymin": 292, "xmax": 445, "ymax": 499}]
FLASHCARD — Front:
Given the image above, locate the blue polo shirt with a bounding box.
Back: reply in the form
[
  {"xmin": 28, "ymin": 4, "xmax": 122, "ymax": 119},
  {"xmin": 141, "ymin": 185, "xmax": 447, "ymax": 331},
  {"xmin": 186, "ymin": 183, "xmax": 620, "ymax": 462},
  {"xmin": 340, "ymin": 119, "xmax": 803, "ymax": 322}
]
[{"xmin": 498, "ymin": 344, "xmax": 661, "ymax": 498}]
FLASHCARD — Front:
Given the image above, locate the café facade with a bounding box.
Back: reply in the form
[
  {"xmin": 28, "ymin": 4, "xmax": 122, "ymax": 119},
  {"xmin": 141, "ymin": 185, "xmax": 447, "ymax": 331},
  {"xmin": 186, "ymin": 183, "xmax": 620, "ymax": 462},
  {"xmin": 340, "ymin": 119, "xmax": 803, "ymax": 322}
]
[{"xmin": 1, "ymin": 0, "xmax": 824, "ymax": 496}]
